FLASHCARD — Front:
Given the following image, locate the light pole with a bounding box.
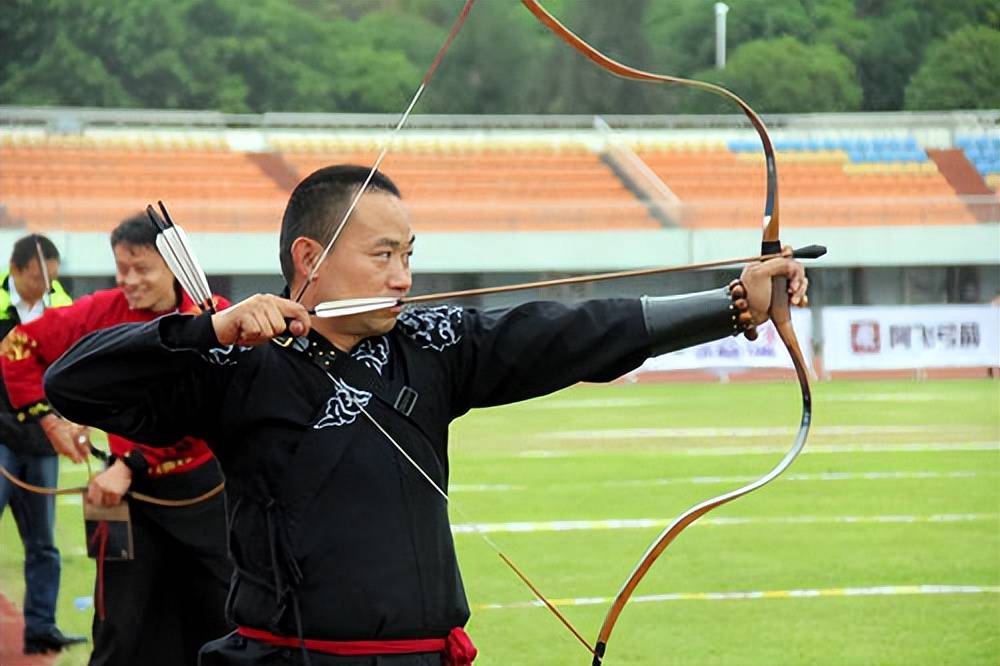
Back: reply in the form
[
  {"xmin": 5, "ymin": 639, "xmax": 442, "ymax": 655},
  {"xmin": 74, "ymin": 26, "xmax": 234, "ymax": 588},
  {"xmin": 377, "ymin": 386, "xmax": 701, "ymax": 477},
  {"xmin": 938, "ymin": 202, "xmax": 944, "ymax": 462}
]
[{"xmin": 715, "ymin": 2, "xmax": 729, "ymax": 69}]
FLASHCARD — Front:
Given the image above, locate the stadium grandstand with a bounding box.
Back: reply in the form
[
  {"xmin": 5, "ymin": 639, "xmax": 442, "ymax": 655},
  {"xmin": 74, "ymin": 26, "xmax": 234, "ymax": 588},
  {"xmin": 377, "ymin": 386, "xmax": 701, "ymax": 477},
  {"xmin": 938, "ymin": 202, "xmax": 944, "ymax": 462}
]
[
  {"xmin": 1, "ymin": 106, "xmax": 998, "ymax": 314},
  {"xmin": 1, "ymin": 111, "xmax": 998, "ymax": 666}
]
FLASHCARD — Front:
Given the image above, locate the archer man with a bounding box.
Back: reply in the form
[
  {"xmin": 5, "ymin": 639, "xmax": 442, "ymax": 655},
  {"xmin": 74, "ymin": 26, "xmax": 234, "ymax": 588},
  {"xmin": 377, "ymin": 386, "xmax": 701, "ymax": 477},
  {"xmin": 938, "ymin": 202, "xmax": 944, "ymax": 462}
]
[{"xmin": 42, "ymin": 164, "xmax": 809, "ymax": 666}]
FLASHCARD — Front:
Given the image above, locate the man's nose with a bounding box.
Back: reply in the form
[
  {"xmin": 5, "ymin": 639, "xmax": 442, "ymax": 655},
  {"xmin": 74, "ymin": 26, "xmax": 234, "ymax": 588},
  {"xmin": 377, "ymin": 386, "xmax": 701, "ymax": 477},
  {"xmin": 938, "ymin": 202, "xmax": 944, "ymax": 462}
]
[{"xmin": 388, "ymin": 260, "xmax": 412, "ymax": 292}]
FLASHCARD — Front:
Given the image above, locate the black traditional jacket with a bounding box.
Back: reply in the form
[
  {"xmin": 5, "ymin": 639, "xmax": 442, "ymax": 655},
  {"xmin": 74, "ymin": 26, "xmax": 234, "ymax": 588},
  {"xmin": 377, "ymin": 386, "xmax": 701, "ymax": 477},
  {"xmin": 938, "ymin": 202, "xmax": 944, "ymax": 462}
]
[{"xmin": 44, "ymin": 294, "xmax": 735, "ymax": 641}]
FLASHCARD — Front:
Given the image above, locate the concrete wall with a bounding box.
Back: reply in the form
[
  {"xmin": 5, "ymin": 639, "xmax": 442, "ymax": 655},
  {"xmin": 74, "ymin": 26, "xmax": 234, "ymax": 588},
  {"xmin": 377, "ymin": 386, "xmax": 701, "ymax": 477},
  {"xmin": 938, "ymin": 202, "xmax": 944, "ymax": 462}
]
[{"xmin": 2, "ymin": 224, "xmax": 996, "ymax": 278}]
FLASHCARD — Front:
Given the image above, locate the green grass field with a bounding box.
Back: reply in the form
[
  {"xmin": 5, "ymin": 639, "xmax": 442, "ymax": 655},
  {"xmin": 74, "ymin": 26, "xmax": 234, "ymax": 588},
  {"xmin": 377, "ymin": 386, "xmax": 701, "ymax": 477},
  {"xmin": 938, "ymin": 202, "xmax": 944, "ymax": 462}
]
[{"xmin": 2, "ymin": 379, "xmax": 998, "ymax": 665}]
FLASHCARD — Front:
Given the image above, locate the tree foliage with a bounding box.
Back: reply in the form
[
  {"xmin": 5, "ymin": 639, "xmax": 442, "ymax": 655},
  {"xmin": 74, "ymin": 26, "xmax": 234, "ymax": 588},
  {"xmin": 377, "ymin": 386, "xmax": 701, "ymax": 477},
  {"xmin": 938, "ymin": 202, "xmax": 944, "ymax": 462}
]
[
  {"xmin": 0, "ymin": 0, "xmax": 996, "ymax": 114},
  {"xmin": 905, "ymin": 26, "xmax": 1000, "ymax": 110},
  {"xmin": 677, "ymin": 37, "xmax": 862, "ymax": 114}
]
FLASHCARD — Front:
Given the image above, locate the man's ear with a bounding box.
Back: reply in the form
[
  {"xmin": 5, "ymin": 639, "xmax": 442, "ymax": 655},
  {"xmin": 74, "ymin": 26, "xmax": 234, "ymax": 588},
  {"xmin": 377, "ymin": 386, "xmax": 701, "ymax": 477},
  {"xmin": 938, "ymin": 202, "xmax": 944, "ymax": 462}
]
[{"xmin": 290, "ymin": 237, "xmax": 322, "ymax": 280}]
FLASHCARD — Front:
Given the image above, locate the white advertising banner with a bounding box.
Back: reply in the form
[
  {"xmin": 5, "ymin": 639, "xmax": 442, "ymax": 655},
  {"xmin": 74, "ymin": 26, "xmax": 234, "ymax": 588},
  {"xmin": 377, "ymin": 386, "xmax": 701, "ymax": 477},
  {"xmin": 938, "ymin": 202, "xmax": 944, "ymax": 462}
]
[
  {"xmin": 632, "ymin": 308, "xmax": 813, "ymax": 373},
  {"xmin": 822, "ymin": 305, "xmax": 1000, "ymax": 371}
]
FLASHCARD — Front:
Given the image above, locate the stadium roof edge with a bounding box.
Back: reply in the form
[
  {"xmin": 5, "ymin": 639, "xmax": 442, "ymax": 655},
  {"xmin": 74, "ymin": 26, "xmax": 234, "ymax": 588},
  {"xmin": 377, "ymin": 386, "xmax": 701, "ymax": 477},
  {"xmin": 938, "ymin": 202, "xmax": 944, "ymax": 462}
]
[{"xmin": 1, "ymin": 106, "xmax": 998, "ymax": 132}]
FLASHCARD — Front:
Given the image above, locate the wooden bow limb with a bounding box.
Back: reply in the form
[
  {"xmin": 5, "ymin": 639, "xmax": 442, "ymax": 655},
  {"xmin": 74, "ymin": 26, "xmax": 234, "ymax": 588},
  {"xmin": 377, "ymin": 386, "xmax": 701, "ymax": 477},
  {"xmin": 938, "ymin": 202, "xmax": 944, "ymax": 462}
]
[
  {"xmin": 514, "ymin": 3, "xmax": 818, "ymax": 664},
  {"xmin": 0, "ymin": 462, "xmax": 224, "ymax": 507}
]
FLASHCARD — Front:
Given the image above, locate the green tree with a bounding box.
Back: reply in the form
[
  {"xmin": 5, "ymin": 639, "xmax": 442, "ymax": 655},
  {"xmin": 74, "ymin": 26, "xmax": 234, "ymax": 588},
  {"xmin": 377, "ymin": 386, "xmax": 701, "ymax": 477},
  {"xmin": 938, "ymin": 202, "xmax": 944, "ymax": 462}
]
[
  {"xmin": 0, "ymin": 31, "xmax": 134, "ymax": 107},
  {"xmin": 2, "ymin": 0, "xmax": 998, "ymax": 115},
  {"xmin": 530, "ymin": 0, "xmax": 664, "ymax": 114},
  {"xmin": 855, "ymin": 0, "xmax": 997, "ymax": 109},
  {"xmin": 646, "ymin": 0, "xmax": 857, "ymax": 76},
  {"xmin": 418, "ymin": 0, "xmax": 555, "ymax": 114},
  {"xmin": 810, "ymin": 0, "xmax": 872, "ymax": 62},
  {"xmin": 905, "ymin": 26, "xmax": 1000, "ymax": 109},
  {"xmin": 677, "ymin": 37, "xmax": 862, "ymax": 114}
]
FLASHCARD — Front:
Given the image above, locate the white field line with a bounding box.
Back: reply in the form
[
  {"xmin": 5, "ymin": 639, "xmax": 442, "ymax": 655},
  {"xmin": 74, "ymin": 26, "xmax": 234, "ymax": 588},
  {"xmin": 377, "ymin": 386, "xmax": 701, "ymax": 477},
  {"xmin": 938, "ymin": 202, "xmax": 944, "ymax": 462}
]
[
  {"xmin": 607, "ymin": 470, "xmax": 985, "ymax": 487},
  {"xmin": 459, "ymin": 470, "xmax": 986, "ymax": 493},
  {"xmin": 57, "ymin": 469, "xmax": 989, "ymax": 504},
  {"xmin": 63, "ymin": 468, "xmax": 983, "ymax": 499},
  {"xmin": 540, "ymin": 425, "xmax": 987, "ymax": 440},
  {"xmin": 517, "ymin": 441, "xmax": 999, "ymax": 458},
  {"xmin": 525, "ymin": 398, "xmax": 663, "ymax": 409},
  {"xmin": 450, "ymin": 513, "xmax": 998, "ymax": 534},
  {"xmin": 822, "ymin": 393, "xmax": 981, "ymax": 402},
  {"xmin": 525, "ymin": 393, "xmax": 984, "ymax": 409},
  {"xmin": 473, "ymin": 584, "xmax": 1000, "ymax": 610}
]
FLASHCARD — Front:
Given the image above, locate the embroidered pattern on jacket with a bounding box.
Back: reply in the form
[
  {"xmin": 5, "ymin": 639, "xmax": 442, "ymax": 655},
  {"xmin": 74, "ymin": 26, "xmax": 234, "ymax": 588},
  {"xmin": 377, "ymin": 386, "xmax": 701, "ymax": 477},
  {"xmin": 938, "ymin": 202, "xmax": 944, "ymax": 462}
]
[
  {"xmin": 314, "ymin": 377, "xmax": 372, "ymax": 429},
  {"xmin": 314, "ymin": 336, "xmax": 390, "ymax": 428},
  {"xmin": 352, "ymin": 336, "xmax": 389, "ymax": 374},
  {"xmin": 0, "ymin": 329, "xmax": 36, "ymax": 361},
  {"xmin": 397, "ymin": 306, "xmax": 463, "ymax": 351},
  {"xmin": 200, "ymin": 345, "xmax": 252, "ymax": 367}
]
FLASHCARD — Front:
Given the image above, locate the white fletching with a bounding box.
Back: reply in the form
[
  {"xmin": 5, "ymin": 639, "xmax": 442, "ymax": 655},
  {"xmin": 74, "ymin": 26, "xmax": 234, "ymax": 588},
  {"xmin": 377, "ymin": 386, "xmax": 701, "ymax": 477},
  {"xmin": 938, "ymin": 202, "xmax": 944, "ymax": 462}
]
[
  {"xmin": 155, "ymin": 234, "xmax": 197, "ymax": 299},
  {"xmin": 156, "ymin": 228, "xmax": 212, "ymax": 311},
  {"xmin": 169, "ymin": 224, "xmax": 213, "ymax": 305},
  {"xmin": 313, "ymin": 297, "xmax": 399, "ymax": 318}
]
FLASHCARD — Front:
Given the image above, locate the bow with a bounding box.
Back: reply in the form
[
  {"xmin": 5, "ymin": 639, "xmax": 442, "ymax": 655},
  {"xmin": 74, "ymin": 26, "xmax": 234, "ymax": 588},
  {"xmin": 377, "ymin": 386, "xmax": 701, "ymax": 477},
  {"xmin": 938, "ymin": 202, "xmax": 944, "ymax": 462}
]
[
  {"xmin": 0, "ymin": 461, "xmax": 224, "ymax": 507},
  {"xmin": 144, "ymin": 1, "xmax": 814, "ymax": 660},
  {"xmin": 518, "ymin": 2, "xmax": 813, "ymax": 663}
]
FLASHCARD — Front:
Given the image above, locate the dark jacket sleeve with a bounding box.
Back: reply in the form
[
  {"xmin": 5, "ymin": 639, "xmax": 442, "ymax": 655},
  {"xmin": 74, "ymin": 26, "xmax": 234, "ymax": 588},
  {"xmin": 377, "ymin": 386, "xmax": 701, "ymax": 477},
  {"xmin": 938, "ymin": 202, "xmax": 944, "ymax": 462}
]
[
  {"xmin": 447, "ymin": 298, "xmax": 650, "ymax": 415},
  {"xmin": 44, "ymin": 313, "xmax": 241, "ymax": 446},
  {"xmin": 449, "ymin": 291, "xmax": 738, "ymax": 416}
]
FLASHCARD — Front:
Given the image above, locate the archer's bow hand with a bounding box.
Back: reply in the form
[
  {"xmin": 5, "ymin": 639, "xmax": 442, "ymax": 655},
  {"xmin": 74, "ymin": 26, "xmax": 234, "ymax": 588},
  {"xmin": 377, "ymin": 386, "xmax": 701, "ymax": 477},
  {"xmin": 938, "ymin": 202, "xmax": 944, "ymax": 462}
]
[
  {"xmin": 211, "ymin": 294, "xmax": 311, "ymax": 347},
  {"xmin": 39, "ymin": 414, "xmax": 90, "ymax": 463},
  {"xmin": 739, "ymin": 246, "xmax": 810, "ymax": 326}
]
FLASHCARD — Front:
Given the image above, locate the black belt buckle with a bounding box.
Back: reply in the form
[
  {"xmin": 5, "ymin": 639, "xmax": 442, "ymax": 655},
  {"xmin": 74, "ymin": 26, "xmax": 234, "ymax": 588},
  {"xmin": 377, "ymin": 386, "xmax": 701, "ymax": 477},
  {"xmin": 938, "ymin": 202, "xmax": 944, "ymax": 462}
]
[{"xmin": 394, "ymin": 386, "xmax": 419, "ymax": 416}]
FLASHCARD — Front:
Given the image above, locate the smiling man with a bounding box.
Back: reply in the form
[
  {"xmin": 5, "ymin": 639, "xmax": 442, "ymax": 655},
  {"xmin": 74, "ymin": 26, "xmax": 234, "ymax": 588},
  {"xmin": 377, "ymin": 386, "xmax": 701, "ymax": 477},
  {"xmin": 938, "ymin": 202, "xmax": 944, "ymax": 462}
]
[
  {"xmin": 1, "ymin": 216, "xmax": 233, "ymax": 666},
  {"xmin": 43, "ymin": 165, "xmax": 810, "ymax": 666}
]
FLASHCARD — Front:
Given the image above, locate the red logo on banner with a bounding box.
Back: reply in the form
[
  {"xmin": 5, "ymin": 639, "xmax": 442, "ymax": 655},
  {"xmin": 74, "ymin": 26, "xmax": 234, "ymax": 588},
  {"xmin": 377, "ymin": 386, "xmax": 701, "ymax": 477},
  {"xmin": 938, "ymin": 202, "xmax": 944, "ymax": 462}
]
[{"xmin": 850, "ymin": 320, "xmax": 881, "ymax": 353}]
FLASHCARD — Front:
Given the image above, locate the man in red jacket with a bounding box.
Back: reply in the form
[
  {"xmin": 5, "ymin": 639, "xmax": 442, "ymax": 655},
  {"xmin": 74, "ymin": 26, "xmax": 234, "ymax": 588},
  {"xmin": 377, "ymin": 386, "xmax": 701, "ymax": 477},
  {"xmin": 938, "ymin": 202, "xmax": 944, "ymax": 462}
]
[{"xmin": 1, "ymin": 214, "xmax": 233, "ymax": 666}]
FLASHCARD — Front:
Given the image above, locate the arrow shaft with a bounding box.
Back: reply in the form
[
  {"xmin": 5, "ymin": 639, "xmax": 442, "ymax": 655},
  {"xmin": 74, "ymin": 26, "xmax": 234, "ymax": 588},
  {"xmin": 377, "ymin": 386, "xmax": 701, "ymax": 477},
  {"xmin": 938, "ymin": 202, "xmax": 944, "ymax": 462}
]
[{"xmin": 402, "ymin": 248, "xmax": 817, "ymax": 305}]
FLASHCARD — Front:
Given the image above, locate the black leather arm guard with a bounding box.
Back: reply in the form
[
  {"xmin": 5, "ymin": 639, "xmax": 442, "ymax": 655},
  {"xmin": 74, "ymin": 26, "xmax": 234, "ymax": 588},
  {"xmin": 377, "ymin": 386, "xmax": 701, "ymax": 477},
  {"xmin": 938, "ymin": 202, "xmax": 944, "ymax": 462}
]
[{"xmin": 641, "ymin": 286, "xmax": 741, "ymax": 356}]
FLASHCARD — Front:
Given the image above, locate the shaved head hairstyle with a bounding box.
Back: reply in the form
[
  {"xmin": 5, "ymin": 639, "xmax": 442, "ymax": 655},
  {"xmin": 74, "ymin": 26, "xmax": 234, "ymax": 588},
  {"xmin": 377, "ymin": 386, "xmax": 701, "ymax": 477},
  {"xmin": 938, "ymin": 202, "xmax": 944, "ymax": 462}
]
[{"xmin": 279, "ymin": 165, "xmax": 402, "ymax": 285}]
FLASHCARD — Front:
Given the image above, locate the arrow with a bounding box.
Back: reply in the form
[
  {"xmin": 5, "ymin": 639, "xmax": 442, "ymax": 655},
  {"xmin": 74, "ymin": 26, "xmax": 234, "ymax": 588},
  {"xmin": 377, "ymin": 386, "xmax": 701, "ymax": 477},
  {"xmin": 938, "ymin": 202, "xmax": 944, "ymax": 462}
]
[{"xmin": 309, "ymin": 245, "xmax": 826, "ymax": 318}]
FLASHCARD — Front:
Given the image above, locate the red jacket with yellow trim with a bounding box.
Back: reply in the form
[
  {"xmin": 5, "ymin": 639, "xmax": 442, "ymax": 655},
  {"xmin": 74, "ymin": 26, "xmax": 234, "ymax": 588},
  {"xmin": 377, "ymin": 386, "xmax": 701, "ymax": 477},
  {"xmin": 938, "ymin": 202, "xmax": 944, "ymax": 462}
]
[{"xmin": 0, "ymin": 288, "xmax": 230, "ymax": 476}]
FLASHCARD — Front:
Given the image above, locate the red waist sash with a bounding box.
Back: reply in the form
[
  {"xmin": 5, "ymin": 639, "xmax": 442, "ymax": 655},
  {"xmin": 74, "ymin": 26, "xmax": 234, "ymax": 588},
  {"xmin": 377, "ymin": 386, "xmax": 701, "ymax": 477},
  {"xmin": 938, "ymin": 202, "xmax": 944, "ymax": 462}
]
[{"xmin": 237, "ymin": 626, "xmax": 477, "ymax": 665}]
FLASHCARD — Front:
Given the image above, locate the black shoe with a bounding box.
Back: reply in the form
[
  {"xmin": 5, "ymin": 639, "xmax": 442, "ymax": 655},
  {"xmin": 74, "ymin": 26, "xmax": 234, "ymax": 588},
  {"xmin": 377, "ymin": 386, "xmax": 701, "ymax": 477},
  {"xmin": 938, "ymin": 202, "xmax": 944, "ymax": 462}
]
[{"xmin": 23, "ymin": 627, "xmax": 88, "ymax": 654}]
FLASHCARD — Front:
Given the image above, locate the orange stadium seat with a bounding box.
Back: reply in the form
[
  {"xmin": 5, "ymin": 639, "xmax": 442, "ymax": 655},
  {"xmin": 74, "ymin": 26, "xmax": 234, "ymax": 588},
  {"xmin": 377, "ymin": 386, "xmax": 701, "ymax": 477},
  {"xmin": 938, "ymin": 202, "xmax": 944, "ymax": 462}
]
[
  {"xmin": 635, "ymin": 145, "xmax": 976, "ymax": 227},
  {"xmin": 2, "ymin": 138, "xmax": 980, "ymax": 233},
  {"xmin": 0, "ymin": 143, "xmax": 291, "ymax": 232},
  {"xmin": 281, "ymin": 146, "xmax": 661, "ymax": 232}
]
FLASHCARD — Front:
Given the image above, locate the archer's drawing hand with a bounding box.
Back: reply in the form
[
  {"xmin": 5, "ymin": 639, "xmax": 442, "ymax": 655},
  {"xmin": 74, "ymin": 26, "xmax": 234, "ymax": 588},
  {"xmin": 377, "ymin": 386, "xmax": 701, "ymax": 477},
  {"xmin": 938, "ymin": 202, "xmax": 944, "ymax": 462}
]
[
  {"xmin": 739, "ymin": 246, "xmax": 810, "ymax": 326},
  {"xmin": 87, "ymin": 459, "xmax": 132, "ymax": 507},
  {"xmin": 211, "ymin": 294, "xmax": 311, "ymax": 346},
  {"xmin": 39, "ymin": 414, "xmax": 90, "ymax": 463}
]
